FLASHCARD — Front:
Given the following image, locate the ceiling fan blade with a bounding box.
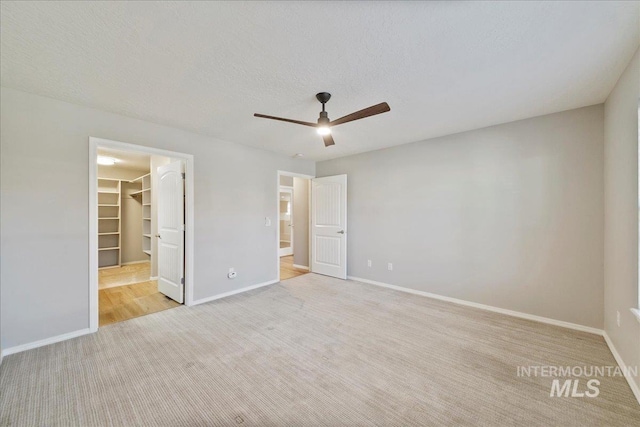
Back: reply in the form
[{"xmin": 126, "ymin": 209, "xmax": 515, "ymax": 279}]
[
  {"xmin": 323, "ymin": 134, "xmax": 335, "ymax": 147},
  {"xmin": 254, "ymin": 113, "xmax": 317, "ymax": 128},
  {"xmin": 330, "ymin": 102, "xmax": 390, "ymax": 127}
]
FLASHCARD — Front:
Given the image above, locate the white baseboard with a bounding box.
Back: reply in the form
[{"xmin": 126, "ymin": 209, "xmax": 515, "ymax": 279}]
[
  {"xmin": 293, "ymin": 264, "xmax": 310, "ymax": 271},
  {"xmin": 1, "ymin": 328, "xmax": 93, "ymax": 358},
  {"xmin": 121, "ymin": 260, "xmax": 150, "ymax": 266},
  {"xmin": 603, "ymin": 332, "xmax": 640, "ymax": 405},
  {"xmin": 149, "ymin": 276, "xmax": 158, "ymax": 280},
  {"xmin": 347, "ymin": 276, "xmax": 604, "ymax": 336},
  {"xmin": 191, "ymin": 279, "xmax": 279, "ymax": 306}
]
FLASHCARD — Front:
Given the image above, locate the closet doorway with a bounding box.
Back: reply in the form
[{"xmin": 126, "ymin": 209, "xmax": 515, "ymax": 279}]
[
  {"xmin": 89, "ymin": 138, "xmax": 194, "ymax": 330},
  {"xmin": 278, "ymin": 171, "xmax": 313, "ymax": 281}
]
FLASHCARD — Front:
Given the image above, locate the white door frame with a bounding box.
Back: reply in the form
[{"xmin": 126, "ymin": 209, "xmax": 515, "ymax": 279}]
[
  {"xmin": 89, "ymin": 137, "xmax": 195, "ymax": 332},
  {"xmin": 276, "ymin": 171, "xmax": 314, "ymax": 282}
]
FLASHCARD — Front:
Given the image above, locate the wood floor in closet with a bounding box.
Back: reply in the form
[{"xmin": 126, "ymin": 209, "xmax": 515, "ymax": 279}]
[{"xmin": 98, "ymin": 262, "xmax": 180, "ymax": 326}]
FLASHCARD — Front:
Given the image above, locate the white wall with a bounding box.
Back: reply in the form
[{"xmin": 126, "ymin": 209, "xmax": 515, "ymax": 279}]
[
  {"xmin": 604, "ymin": 48, "xmax": 639, "ymax": 391},
  {"xmin": 318, "ymin": 105, "xmax": 605, "ymax": 329},
  {"xmin": 0, "ymin": 87, "xmax": 314, "ymax": 350},
  {"xmin": 293, "ymin": 177, "xmax": 310, "ymax": 267}
]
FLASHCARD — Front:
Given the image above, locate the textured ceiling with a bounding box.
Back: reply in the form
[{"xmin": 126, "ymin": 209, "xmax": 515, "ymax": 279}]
[{"xmin": 2, "ymin": 1, "xmax": 638, "ymax": 161}]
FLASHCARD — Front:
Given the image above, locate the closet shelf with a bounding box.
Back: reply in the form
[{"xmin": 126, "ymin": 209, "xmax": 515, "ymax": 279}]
[
  {"xmin": 137, "ymin": 172, "xmax": 152, "ymax": 257},
  {"xmin": 97, "ymin": 177, "xmax": 121, "ymax": 269},
  {"xmin": 129, "ymin": 190, "xmax": 144, "ymax": 196},
  {"xmin": 129, "ymin": 173, "xmax": 150, "ymax": 184}
]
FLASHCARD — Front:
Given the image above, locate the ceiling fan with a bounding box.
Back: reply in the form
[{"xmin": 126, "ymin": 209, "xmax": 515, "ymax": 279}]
[{"xmin": 254, "ymin": 92, "xmax": 390, "ymax": 147}]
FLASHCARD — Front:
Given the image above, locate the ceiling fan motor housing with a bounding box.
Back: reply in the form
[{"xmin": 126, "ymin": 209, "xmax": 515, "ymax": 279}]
[{"xmin": 318, "ymin": 111, "xmax": 329, "ymax": 125}]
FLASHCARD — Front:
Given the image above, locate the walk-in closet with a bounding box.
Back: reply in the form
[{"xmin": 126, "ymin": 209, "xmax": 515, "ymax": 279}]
[{"xmin": 96, "ymin": 147, "xmax": 180, "ymax": 326}]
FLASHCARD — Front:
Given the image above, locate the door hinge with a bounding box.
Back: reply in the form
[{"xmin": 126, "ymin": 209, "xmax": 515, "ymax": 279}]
[
  {"xmin": 180, "ymin": 277, "xmax": 185, "ymax": 285},
  {"xmin": 181, "ymin": 172, "xmax": 186, "ymax": 179}
]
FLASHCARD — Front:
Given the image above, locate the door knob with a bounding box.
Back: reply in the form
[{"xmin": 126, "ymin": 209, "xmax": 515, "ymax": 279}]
[
  {"xmin": 337, "ymin": 230, "xmax": 345, "ymax": 234},
  {"xmin": 156, "ymin": 234, "xmax": 161, "ymax": 239}
]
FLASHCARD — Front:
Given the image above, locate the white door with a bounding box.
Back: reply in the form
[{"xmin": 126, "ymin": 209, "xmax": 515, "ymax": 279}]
[
  {"xmin": 279, "ymin": 187, "xmax": 294, "ymax": 257},
  {"xmin": 311, "ymin": 175, "xmax": 347, "ymax": 279},
  {"xmin": 157, "ymin": 161, "xmax": 185, "ymax": 303}
]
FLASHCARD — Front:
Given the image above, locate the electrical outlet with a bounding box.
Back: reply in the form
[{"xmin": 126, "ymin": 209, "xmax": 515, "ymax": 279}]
[
  {"xmin": 617, "ymin": 311, "xmax": 621, "ymax": 327},
  {"xmin": 388, "ymin": 263, "xmax": 393, "ymax": 271},
  {"xmin": 367, "ymin": 260, "xmax": 372, "ymax": 267},
  {"xmin": 265, "ymin": 217, "xmax": 271, "ymax": 226},
  {"xmin": 228, "ymin": 268, "xmax": 237, "ymax": 279}
]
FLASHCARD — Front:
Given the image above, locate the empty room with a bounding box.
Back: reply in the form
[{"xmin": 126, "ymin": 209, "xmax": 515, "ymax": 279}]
[{"xmin": 0, "ymin": 1, "xmax": 639, "ymax": 426}]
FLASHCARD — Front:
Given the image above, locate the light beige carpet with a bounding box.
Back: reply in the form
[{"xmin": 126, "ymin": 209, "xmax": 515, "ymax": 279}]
[{"xmin": 1, "ymin": 274, "xmax": 638, "ymax": 426}]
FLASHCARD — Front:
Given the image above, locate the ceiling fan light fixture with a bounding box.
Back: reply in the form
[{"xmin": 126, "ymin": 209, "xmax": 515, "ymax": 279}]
[{"xmin": 316, "ymin": 126, "xmax": 331, "ymax": 136}]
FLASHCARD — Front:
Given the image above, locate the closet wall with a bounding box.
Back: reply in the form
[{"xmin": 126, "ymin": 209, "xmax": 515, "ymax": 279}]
[
  {"xmin": 98, "ymin": 166, "xmax": 150, "ymax": 265},
  {"xmin": 121, "ymin": 180, "xmax": 146, "ymax": 264}
]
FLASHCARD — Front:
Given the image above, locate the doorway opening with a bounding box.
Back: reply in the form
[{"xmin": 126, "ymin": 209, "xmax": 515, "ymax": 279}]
[
  {"xmin": 89, "ymin": 138, "xmax": 194, "ymax": 330},
  {"xmin": 278, "ymin": 171, "xmax": 313, "ymax": 280}
]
